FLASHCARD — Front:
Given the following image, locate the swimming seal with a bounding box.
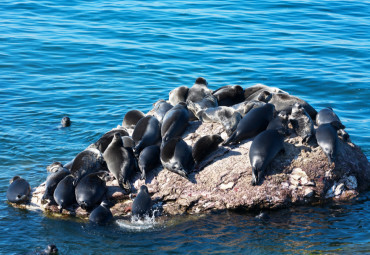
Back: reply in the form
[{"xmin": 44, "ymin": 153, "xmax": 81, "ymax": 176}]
[
  {"xmin": 258, "ymin": 91, "xmax": 317, "ymax": 120},
  {"xmin": 161, "ymin": 102, "xmax": 189, "ymax": 143},
  {"xmin": 42, "ymin": 167, "xmax": 70, "ymax": 204},
  {"xmin": 249, "ymin": 129, "xmax": 285, "ymax": 185},
  {"xmin": 42, "ymin": 244, "xmax": 58, "ymax": 255},
  {"xmin": 92, "ymin": 128, "xmax": 129, "ymax": 153},
  {"xmin": 197, "ymin": 106, "xmax": 242, "ymax": 136},
  {"xmin": 69, "ymin": 148, "xmax": 104, "ymax": 185},
  {"xmin": 61, "ymin": 116, "xmax": 71, "ymax": 127},
  {"xmin": 169, "ymin": 86, "xmax": 189, "ymax": 106},
  {"xmin": 132, "ymin": 116, "xmax": 161, "ymax": 157},
  {"xmin": 6, "ymin": 176, "xmax": 31, "ymax": 204},
  {"xmin": 212, "ymin": 85, "xmax": 245, "ymax": 106},
  {"xmin": 192, "ymin": 135, "xmax": 224, "ymax": 165},
  {"xmin": 315, "ymin": 121, "xmax": 342, "ymax": 164},
  {"xmin": 152, "ymin": 99, "xmax": 173, "ymax": 123},
  {"xmin": 89, "ymin": 201, "xmax": 113, "ymax": 225},
  {"xmin": 122, "ymin": 110, "xmax": 145, "ymax": 129},
  {"xmin": 223, "ymin": 103, "xmax": 275, "ymax": 145},
  {"xmin": 160, "ymin": 137, "xmax": 194, "ymax": 179},
  {"xmin": 138, "ymin": 145, "xmax": 161, "ymax": 180},
  {"xmin": 103, "ymin": 132, "xmax": 137, "ymax": 191},
  {"xmin": 75, "ymin": 171, "xmax": 107, "ymax": 211},
  {"xmin": 53, "ymin": 175, "xmax": 76, "ymax": 213},
  {"xmin": 132, "ymin": 185, "xmax": 152, "ymax": 217},
  {"xmin": 289, "ymin": 103, "xmax": 315, "ymax": 143}
]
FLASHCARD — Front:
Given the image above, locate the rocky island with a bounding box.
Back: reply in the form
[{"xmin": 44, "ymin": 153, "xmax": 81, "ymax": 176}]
[{"xmin": 8, "ymin": 81, "xmax": 370, "ymax": 220}]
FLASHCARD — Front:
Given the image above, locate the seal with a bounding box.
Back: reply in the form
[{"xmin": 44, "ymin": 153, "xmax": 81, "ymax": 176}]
[
  {"xmin": 132, "ymin": 185, "xmax": 152, "ymax": 217},
  {"xmin": 223, "ymin": 103, "xmax": 275, "ymax": 145},
  {"xmin": 138, "ymin": 145, "xmax": 161, "ymax": 180},
  {"xmin": 160, "ymin": 137, "xmax": 194, "ymax": 179},
  {"xmin": 288, "ymin": 103, "xmax": 315, "ymax": 143},
  {"xmin": 169, "ymin": 86, "xmax": 189, "ymax": 106},
  {"xmin": 258, "ymin": 91, "xmax": 317, "ymax": 120},
  {"xmin": 46, "ymin": 162, "xmax": 63, "ymax": 173},
  {"xmin": 212, "ymin": 85, "xmax": 245, "ymax": 106},
  {"xmin": 266, "ymin": 110, "xmax": 289, "ymax": 135},
  {"xmin": 192, "ymin": 135, "xmax": 224, "ymax": 165},
  {"xmin": 197, "ymin": 106, "xmax": 242, "ymax": 136},
  {"xmin": 316, "ymin": 107, "xmax": 349, "ymax": 142},
  {"xmin": 6, "ymin": 176, "xmax": 31, "ymax": 204},
  {"xmin": 69, "ymin": 148, "xmax": 104, "ymax": 185},
  {"xmin": 161, "ymin": 102, "xmax": 189, "ymax": 143},
  {"xmin": 89, "ymin": 201, "xmax": 113, "ymax": 225},
  {"xmin": 231, "ymin": 100, "xmax": 266, "ymax": 117},
  {"xmin": 53, "ymin": 175, "xmax": 76, "ymax": 213},
  {"xmin": 42, "ymin": 167, "xmax": 70, "ymax": 204},
  {"xmin": 187, "ymin": 94, "xmax": 218, "ymax": 118},
  {"xmin": 75, "ymin": 171, "xmax": 107, "ymax": 211},
  {"xmin": 103, "ymin": 132, "xmax": 137, "ymax": 191},
  {"xmin": 60, "ymin": 116, "xmax": 71, "ymax": 127},
  {"xmin": 92, "ymin": 128, "xmax": 129, "ymax": 153},
  {"xmin": 132, "ymin": 116, "xmax": 161, "ymax": 157},
  {"xmin": 244, "ymin": 84, "xmax": 287, "ymax": 101},
  {"xmin": 186, "ymin": 77, "xmax": 212, "ymax": 103},
  {"xmin": 42, "ymin": 244, "xmax": 58, "ymax": 255},
  {"xmin": 249, "ymin": 129, "xmax": 285, "ymax": 185},
  {"xmin": 152, "ymin": 99, "xmax": 173, "ymax": 123},
  {"xmin": 122, "ymin": 110, "xmax": 145, "ymax": 129},
  {"xmin": 315, "ymin": 121, "xmax": 342, "ymax": 164},
  {"xmin": 122, "ymin": 136, "xmax": 135, "ymax": 148}
]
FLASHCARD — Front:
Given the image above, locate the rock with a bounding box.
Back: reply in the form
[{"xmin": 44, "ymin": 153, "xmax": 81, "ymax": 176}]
[{"xmin": 9, "ymin": 108, "xmax": 370, "ymax": 218}]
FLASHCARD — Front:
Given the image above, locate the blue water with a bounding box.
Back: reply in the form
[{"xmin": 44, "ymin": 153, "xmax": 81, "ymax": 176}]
[{"xmin": 0, "ymin": 0, "xmax": 369, "ymax": 254}]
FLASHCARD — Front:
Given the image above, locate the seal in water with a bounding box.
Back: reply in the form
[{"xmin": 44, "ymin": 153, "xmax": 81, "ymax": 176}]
[
  {"xmin": 249, "ymin": 129, "xmax": 285, "ymax": 185},
  {"xmin": 103, "ymin": 132, "xmax": 137, "ymax": 191},
  {"xmin": 122, "ymin": 110, "xmax": 145, "ymax": 129},
  {"xmin": 132, "ymin": 116, "xmax": 161, "ymax": 157},
  {"xmin": 212, "ymin": 85, "xmax": 245, "ymax": 106},
  {"xmin": 6, "ymin": 176, "xmax": 31, "ymax": 204},
  {"xmin": 169, "ymin": 86, "xmax": 189, "ymax": 106},
  {"xmin": 315, "ymin": 121, "xmax": 342, "ymax": 164},
  {"xmin": 60, "ymin": 116, "xmax": 71, "ymax": 127},
  {"xmin": 92, "ymin": 128, "xmax": 129, "ymax": 153},
  {"xmin": 161, "ymin": 102, "xmax": 189, "ymax": 143},
  {"xmin": 160, "ymin": 137, "xmax": 194, "ymax": 179},
  {"xmin": 152, "ymin": 99, "xmax": 173, "ymax": 123},
  {"xmin": 69, "ymin": 148, "xmax": 104, "ymax": 185},
  {"xmin": 223, "ymin": 103, "xmax": 275, "ymax": 145},
  {"xmin": 53, "ymin": 175, "xmax": 76, "ymax": 213},
  {"xmin": 289, "ymin": 103, "xmax": 315, "ymax": 143},
  {"xmin": 132, "ymin": 185, "xmax": 152, "ymax": 217},
  {"xmin": 89, "ymin": 201, "xmax": 113, "ymax": 225},
  {"xmin": 42, "ymin": 244, "xmax": 58, "ymax": 254},
  {"xmin": 138, "ymin": 145, "xmax": 161, "ymax": 180},
  {"xmin": 42, "ymin": 167, "xmax": 70, "ymax": 204},
  {"xmin": 258, "ymin": 91, "xmax": 317, "ymax": 120},
  {"xmin": 75, "ymin": 171, "xmax": 107, "ymax": 211},
  {"xmin": 192, "ymin": 135, "xmax": 224, "ymax": 165},
  {"xmin": 197, "ymin": 106, "xmax": 242, "ymax": 136}
]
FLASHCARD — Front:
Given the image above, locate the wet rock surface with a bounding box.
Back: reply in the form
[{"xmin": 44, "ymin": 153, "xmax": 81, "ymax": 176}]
[{"xmin": 10, "ymin": 120, "xmax": 370, "ymax": 218}]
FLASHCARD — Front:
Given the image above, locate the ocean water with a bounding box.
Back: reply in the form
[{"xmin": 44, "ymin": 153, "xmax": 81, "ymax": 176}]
[{"xmin": 0, "ymin": 0, "xmax": 369, "ymax": 254}]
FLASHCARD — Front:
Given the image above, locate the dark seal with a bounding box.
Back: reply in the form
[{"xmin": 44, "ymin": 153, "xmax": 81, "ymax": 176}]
[
  {"xmin": 75, "ymin": 171, "xmax": 107, "ymax": 211},
  {"xmin": 6, "ymin": 176, "xmax": 31, "ymax": 204},
  {"xmin": 249, "ymin": 129, "xmax": 285, "ymax": 185},
  {"xmin": 132, "ymin": 185, "xmax": 152, "ymax": 217},
  {"xmin": 138, "ymin": 145, "xmax": 161, "ymax": 180},
  {"xmin": 103, "ymin": 132, "xmax": 137, "ymax": 191},
  {"xmin": 160, "ymin": 137, "xmax": 194, "ymax": 179},
  {"xmin": 89, "ymin": 201, "xmax": 113, "ymax": 225},
  {"xmin": 192, "ymin": 135, "xmax": 224, "ymax": 165},
  {"xmin": 42, "ymin": 167, "xmax": 70, "ymax": 204},
  {"xmin": 61, "ymin": 116, "xmax": 71, "ymax": 127},
  {"xmin": 132, "ymin": 115, "xmax": 161, "ymax": 157},
  {"xmin": 122, "ymin": 109, "xmax": 145, "ymax": 129},
  {"xmin": 53, "ymin": 175, "xmax": 76, "ymax": 213},
  {"xmin": 223, "ymin": 103, "xmax": 275, "ymax": 145},
  {"xmin": 161, "ymin": 102, "xmax": 189, "ymax": 143},
  {"xmin": 212, "ymin": 85, "xmax": 245, "ymax": 106},
  {"xmin": 315, "ymin": 122, "xmax": 342, "ymax": 164}
]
